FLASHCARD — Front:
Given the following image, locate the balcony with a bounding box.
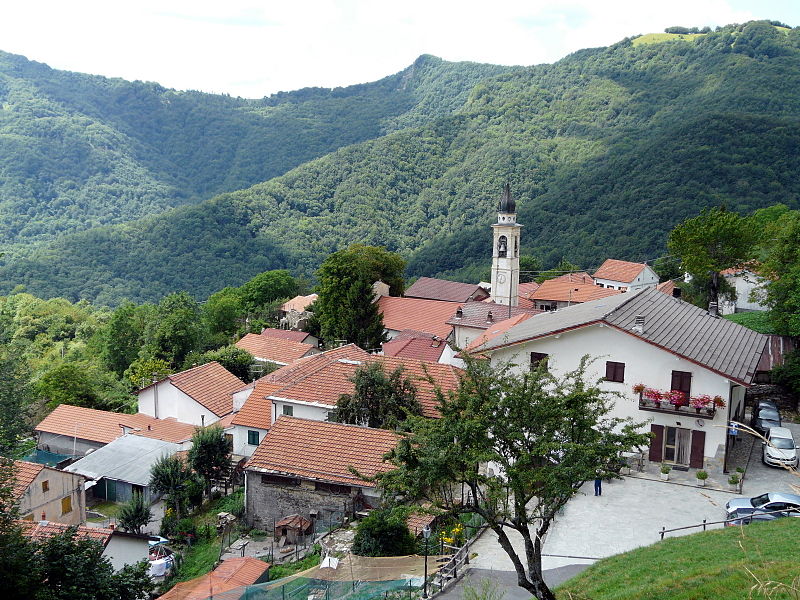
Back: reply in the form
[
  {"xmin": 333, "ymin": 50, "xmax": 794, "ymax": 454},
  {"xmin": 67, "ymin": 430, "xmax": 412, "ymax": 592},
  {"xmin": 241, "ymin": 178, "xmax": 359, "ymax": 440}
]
[
  {"xmin": 637, "ymin": 397, "xmax": 717, "ymax": 420},
  {"xmin": 633, "ymin": 387, "xmax": 724, "ymax": 420}
]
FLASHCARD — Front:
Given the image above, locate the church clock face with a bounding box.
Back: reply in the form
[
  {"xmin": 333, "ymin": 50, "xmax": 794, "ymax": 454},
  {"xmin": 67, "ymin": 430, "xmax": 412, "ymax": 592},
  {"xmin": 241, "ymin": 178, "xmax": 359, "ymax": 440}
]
[{"xmin": 497, "ymin": 273, "xmax": 506, "ymax": 284}]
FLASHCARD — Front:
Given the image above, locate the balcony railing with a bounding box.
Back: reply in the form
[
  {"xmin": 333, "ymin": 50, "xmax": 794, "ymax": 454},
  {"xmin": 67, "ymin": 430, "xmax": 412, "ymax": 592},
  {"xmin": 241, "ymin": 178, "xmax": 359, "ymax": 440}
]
[{"xmin": 637, "ymin": 397, "xmax": 717, "ymax": 419}]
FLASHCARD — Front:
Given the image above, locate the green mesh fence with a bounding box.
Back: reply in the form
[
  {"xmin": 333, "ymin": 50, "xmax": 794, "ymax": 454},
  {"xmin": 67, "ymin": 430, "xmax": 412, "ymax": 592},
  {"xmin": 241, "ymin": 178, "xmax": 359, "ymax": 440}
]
[{"xmin": 205, "ymin": 576, "xmax": 417, "ymax": 600}]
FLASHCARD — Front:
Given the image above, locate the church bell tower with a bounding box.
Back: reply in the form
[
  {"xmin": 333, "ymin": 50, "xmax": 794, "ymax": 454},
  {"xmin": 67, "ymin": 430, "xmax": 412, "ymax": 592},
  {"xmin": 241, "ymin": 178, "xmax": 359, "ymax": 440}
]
[{"xmin": 490, "ymin": 184, "xmax": 522, "ymax": 307}]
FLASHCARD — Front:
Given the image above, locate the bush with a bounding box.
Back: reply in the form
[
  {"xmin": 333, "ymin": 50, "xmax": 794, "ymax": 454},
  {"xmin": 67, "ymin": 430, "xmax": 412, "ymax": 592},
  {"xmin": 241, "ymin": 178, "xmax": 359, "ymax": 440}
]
[
  {"xmin": 160, "ymin": 511, "xmax": 178, "ymax": 538},
  {"xmin": 218, "ymin": 489, "xmax": 244, "ymax": 518},
  {"xmin": 696, "ymin": 470, "xmax": 708, "ymax": 480},
  {"xmin": 175, "ymin": 518, "xmax": 198, "ymax": 545},
  {"xmin": 352, "ymin": 509, "xmax": 416, "ymax": 557}
]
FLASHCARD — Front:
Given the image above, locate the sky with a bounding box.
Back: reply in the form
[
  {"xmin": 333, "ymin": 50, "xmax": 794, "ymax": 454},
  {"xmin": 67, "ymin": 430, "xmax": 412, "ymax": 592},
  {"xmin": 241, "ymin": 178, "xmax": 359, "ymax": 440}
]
[{"xmin": 1, "ymin": 1, "xmax": 797, "ymax": 99}]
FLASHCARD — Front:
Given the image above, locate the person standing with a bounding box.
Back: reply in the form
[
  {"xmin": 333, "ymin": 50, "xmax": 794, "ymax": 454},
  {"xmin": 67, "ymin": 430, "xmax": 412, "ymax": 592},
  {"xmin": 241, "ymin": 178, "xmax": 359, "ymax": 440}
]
[{"xmin": 594, "ymin": 471, "xmax": 602, "ymax": 496}]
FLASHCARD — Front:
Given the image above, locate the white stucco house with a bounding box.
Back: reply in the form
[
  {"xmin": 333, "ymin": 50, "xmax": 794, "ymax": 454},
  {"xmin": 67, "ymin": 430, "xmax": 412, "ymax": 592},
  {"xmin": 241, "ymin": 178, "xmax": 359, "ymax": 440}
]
[
  {"xmin": 720, "ymin": 267, "xmax": 769, "ymax": 315},
  {"xmin": 593, "ymin": 259, "xmax": 659, "ymax": 291},
  {"xmin": 469, "ymin": 288, "xmax": 768, "ymax": 467},
  {"xmin": 137, "ymin": 362, "xmax": 245, "ymax": 426}
]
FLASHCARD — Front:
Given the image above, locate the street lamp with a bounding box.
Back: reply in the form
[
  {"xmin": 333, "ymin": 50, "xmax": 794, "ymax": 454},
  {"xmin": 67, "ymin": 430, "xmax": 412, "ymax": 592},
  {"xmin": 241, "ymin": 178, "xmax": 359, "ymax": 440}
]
[{"xmin": 422, "ymin": 525, "xmax": 432, "ymax": 598}]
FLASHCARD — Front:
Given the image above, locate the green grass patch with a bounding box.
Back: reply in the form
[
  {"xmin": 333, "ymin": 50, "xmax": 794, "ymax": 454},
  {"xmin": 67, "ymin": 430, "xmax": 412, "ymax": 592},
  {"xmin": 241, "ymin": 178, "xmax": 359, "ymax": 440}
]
[
  {"xmin": 723, "ymin": 311, "xmax": 776, "ymax": 334},
  {"xmin": 88, "ymin": 500, "xmax": 122, "ymax": 519},
  {"xmin": 269, "ymin": 545, "xmax": 322, "ymax": 580},
  {"xmin": 556, "ymin": 518, "xmax": 800, "ymax": 599},
  {"xmin": 173, "ymin": 537, "xmax": 221, "ymax": 583},
  {"xmin": 632, "ymin": 33, "xmax": 706, "ymax": 46}
]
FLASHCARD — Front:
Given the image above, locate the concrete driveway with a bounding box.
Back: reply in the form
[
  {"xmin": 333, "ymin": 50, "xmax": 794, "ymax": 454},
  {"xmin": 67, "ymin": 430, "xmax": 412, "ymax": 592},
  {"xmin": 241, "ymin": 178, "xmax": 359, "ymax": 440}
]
[{"xmin": 741, "ymin": 421, "xmax": 800, "ymax": 496}]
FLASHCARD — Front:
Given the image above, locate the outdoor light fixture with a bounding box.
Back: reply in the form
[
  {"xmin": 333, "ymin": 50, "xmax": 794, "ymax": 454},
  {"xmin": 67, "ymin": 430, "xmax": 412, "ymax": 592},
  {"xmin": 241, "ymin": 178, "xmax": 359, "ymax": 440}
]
[{"xmin": 422, "ymin": 525, "xmax": 432, "ymax": 598}]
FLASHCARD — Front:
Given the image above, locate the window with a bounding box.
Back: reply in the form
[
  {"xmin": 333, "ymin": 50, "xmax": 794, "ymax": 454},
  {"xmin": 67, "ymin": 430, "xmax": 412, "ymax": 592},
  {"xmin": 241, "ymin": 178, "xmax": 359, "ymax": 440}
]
[
  {"xmin": 282, "ymin": 405, "xmax": 294, "ymax": 417},
  {"xmin": 41, "ymin": 480, "xmax": 49, "ymax": 493},
  {"xmin": 315, "ymin": 481, "xmax": 351, "ymax": 494},
  {"xmin": 671, "ymin": 370, "xmax": 692, "ymax": 396},
  {"xmin": 530, "ymin": 352, "xmax": 549, "ymax": 371},
  {"xmin": 61, "ymin": 496, "xmax": 72, "ymax": 515},
  {"xmin": 248, "ymin": 430, "xmax": 260, "ymax": 446},
  {"xmin": 261, "ymin": 474, "xmax": 300, "ymax": 487},
  {"xmin": 605, "ymin": 361, "xmax": 625, "ymax": 383}
]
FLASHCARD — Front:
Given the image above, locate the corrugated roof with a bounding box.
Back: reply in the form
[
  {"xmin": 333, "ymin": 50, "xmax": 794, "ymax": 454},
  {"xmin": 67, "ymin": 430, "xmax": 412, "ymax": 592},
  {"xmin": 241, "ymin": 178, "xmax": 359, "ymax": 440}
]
[
  {"xmin": 235, "ymin": 334, "xmax": 317, "ymax": 364},
  {"xmin": 166, "ymin": 362, "xmax": 245, "ymax": 416},
  {"xmin": 158, "ymin": 557, "xmax": 269, "ymax": 600},
  {"xmin": 405, "ymin": 277, "xmax": 488, "ymax": 303},
  {"xmin": 478, "ymin": 288, "xmax": 768, "ymax": 385},
  {"xmin": 377, "ymin": 296, "xmax": 459, "ymax": 338},
  {"xmin": 11, "ymin": 460, "xmax": 45, "ymax": 498},
  {"xmin": 446, "ymin": 301, "xmax": 540, "ymax": 329},
  {"xmin": 593, "ymin": 259, "xmax": 647, "ymax": 283},
  {"xmin": 245, "ymin": 417, "xmax": 398, "ymax": 486},
  {"xmin": 65, "ymin": 435, "xmax": 180, "ymax": 486}
]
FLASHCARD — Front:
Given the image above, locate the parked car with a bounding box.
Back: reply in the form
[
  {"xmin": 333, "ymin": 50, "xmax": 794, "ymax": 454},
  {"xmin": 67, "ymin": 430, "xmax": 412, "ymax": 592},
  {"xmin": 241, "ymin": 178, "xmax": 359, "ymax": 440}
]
[
  {"xmin": 753, "ymin": 400, "xmax": 779, "ymax": 415},
  {"xmin": 751, "ymin": 408, "xmax": 782, "ymax": 437},
  {"xmin": 725, "ymin": 492, "xmax": 800, "ymax": 518},
  {"xmin": 762, "ymin": 427, "xmax": 799, "ymax": 468},
  {"xmin": 724, "ymin": 509, "xmax": 791, "ymax": 527}
]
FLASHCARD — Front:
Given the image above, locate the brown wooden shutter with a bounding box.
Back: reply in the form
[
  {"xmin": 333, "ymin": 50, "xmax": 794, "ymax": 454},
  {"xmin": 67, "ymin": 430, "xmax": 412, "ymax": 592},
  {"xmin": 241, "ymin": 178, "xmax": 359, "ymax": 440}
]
[
  {"xmin": 649, "ymin": 424, "xmax": 664, "ymax": 462},
  {"xmin": 689, "ymin": 430, "xmax": 705, "ymax": 468}
]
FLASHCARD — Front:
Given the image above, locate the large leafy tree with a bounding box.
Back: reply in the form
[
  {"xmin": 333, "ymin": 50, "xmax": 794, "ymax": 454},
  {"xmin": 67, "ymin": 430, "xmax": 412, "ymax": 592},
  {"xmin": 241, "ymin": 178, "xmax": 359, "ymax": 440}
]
[
  {"xmin": 333, "ymin": 362, "xmax": 421, "ymax": 429},
  {"xmin": 117, "ymin": 493, "xmax": 152, "ymax": 535},
  {"xmin": 0, "ymin": 351, "xmax": 32, "ymax": 456},
  {"xmin": 315, "ymin": 245, "xmax": 405, "ymax": 348},
  {"xmin": 759, "ymin": 208, "xmax": 800, "ymax": 336},
  {"xmin": 188, "ymin": 426, "xmax": 231, "ymax": 499},
  {"xmin": 182, "ymin": 345, "xmax": 254, "ymax": 383},
  {"xmin": 35, "ymin": 362, "xmax": 102, "ymax": 410},
  {"xmin": 375, "ymin": 357, "xmax": 650, "ymax": 600},
  {"xmin": 148, "ymin": 292, "xmax": 205, "ymax": 368},
  {"xmin": 238, "ymin": 270, "xmax": 298, "ymax": 314},
  {"xmin": 351, "ymin": 508, "xmax": 417, "ymax": 556},
  {"xmin": 100, "ymin": 301, "xmax": 144, "ymax": 377},
  {"xmin": 668, "ymin": 206, "xmax": 757, "ymax": 308},
  {"xmin": 150, "ymin": 454, "xmax": 192, "ymax": 520}
]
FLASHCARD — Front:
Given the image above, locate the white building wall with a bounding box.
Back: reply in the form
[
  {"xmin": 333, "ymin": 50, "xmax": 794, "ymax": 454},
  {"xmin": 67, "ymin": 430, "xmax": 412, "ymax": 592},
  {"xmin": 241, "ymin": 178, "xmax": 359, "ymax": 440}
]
[
  {"xmin": 488, "ymin": 324, "xmax": 735, "ymax": 459},
  {"xmin": 138, "ymin": 382, "xmax": 220, "ymax": 426},
  {"xmin": 270, "ymin": 399, "xmax": 331, "ymax": 424},
  {"xmin": 103, "ymin": 535, "xmax": 150, "ymax": 571},
  {"xmin": 595, "ymin": 266, "xmax": 659, "ymax": 292},
  {"xmin": 231, "ymin": 425, "xmax": 269, "ymax": 457},
  {"xmin": 452, "ymin": 325, "xmax": 485, "ymax": 350},
  {"xmin": 721, "ymin": 273, "xmax": 768, "ymax": 315}
]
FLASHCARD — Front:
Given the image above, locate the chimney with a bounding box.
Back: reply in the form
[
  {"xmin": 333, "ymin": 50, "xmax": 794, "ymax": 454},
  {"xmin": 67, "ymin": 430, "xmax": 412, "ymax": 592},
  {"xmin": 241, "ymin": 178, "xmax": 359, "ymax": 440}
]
[
  {"xmin": 486, "ymin": 311, "xmax": 494, "ymax": 323},
  {"xmin": 147, "ymin": 424, "xmax": 152, "ymax": 431},
  {"xmin": 632, "ymin": 315, "xmax": 645, "ymax": 334},
  {"xmin": 708, "ymin": 302, "xmax": 719, "ymax": 318},
  {"xmin": 455, "ymin": 307, "xmax": 463, "ymax": 319},
  {"xmin": 672, "ymin": 287, "xmax": 681, "ymax": 298}
]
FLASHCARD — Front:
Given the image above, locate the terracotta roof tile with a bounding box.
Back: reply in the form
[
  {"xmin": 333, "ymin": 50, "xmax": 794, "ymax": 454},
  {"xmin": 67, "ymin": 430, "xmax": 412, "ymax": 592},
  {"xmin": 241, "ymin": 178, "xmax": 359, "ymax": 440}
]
[
  {"xmin": 35, "ymin": 404, "xmax": 189, "ymax": 445},
  {"xmin": 446, "ymin": 301, "xmax": 541, "ymax": 329},
  {"xmin": 11, "ymin": 460, "xmax": 45, "ymax": 499},
  {"xmin": 531, "ymin": 274, "xmax": 621, "ymax": 303},
  {"xmin": 382, "ymin": 330, "xmax": 448, "ymax": 363},
  {"xmin": 260, "ymin": 328, "xmax": 315, "ymax": 343},
  {"xmin": 405, "ymin": 277, "xmax": 489, "ymax": 303},
  {"xmin": 236, "ymin": 334, "xmax": 318, "ymax": 365},
  {"xmin": 593, "ymin": 259, "xmax": 646, "ymax": 283},
  {"xmin": 280, "ymin": 294, "xmax": 318, "ymax": 313},
  {"xmin": 656, "ymin": 280, "xmax": 677, "ymax": 296},
  {"xmin": 464, "ymin": 313, "xmax": 535, "ymax": 352},
  {"xmin": 377, "ymin": 296, "xmax": 459, "ymax": 338},
  {"xmin": 20, "ymin": 520, "xmax": 113, "ymax": 544},
  {"xmin": 158, "ymin": 557, "xmax": 269, "ymax": 600},
  {"xmin": 132, "ymin": 418, "xmax": 197, "ymax": 444},
  {"xmin": 166, "ymin": 362, "xmax": 245, "ymax": 416},
  {"xmin": 246, "ymin": 417, "xmax": 398, "ymax": 486}
]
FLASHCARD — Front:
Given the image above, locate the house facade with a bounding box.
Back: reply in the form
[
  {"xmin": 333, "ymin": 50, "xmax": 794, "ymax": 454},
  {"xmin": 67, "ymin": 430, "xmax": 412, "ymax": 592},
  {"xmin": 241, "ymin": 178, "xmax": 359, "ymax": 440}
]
[
  {"xmin": 244, "ymin": 417, "xmax": 398, "ymax": 528},
  {"xmin": 13, "ymin": 460, "xmax": 86, "ymax": 525},
  {"xmin": 472, "ymin": 289, "xmax": 767, "ymax": 466},
  {"xmin": 593, "ymin": 259, "xmax": 659, "ymax": 291},
  {"xmin": 720, "ymin": 268, "xmax": 769, "ymax": 315}
]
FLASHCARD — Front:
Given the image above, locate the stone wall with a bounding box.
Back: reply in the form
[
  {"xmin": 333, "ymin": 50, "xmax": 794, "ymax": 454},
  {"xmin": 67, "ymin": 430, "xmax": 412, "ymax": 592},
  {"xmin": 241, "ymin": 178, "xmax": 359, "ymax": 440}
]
[
  {"xmin": 747, "ymin": 384, "xmax": 797, "ymax": 413},
  {"xmin": 245, "ymin": 471, "xmax": 357, "ymax": 530}
]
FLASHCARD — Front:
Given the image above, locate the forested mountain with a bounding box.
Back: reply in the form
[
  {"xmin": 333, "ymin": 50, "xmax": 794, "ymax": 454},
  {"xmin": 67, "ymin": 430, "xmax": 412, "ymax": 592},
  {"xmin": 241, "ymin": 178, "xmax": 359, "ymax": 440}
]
[
  {"xmin": 0, "ymin": 51, "xmax": 510, "ymax": 245},
  {"xmin": 2, "ymin": 21, "xmax": 800, "ymax": 304}
]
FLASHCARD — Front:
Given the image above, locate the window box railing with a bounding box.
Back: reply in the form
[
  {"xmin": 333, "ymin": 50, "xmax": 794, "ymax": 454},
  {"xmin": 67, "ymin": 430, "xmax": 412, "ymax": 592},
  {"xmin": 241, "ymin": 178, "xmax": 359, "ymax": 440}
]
[{"xmin": 632, "ymin": 385, "xmax": 724, "ymax": 420}]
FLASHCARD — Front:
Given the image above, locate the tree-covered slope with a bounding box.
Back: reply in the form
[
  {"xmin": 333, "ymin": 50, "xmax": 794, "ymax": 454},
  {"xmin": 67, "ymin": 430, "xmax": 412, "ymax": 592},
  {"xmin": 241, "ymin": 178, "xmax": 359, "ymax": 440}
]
[
  {"xmin": 3, "ymin": 21, "xmax": 800, "ymax": 304},
  {"xmin": 0, "ymin": 51, "xmax": 510, "ymax": 245}
]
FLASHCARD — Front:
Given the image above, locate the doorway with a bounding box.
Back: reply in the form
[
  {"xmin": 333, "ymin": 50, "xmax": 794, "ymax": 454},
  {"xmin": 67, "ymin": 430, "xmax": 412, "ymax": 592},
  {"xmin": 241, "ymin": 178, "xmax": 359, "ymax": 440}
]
[{"xmin": 663, "ymin": 426, "xmax": 691, "ymax": 465}]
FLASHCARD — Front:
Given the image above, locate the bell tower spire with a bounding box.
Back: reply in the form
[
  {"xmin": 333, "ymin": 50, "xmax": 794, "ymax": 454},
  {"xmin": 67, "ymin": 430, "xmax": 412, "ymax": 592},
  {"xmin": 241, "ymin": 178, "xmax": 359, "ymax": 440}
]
[{"xmin": 490, "ymin": 184, "xmax": 521, "ymax": 307}]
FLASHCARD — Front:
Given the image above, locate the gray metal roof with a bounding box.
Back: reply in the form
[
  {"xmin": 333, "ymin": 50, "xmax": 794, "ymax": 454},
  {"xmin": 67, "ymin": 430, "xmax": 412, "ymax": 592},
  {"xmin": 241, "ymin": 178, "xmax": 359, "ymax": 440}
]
[
  {"xmin": 480, "ymin": 288, "xmax": 768, "ymax": 384},
  {"xmin": 65, "ymin": 435, "xmax": 179, "ymax": 487}
]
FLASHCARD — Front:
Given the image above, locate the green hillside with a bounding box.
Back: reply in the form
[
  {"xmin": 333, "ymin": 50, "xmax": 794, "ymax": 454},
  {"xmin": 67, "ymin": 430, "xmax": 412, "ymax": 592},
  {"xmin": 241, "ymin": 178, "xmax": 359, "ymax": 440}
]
[
  {"xmin": 557, "ymin": 518, "xmax": 800, "ymax": 599},
  {"xmin": 0, "ymin": 51, "xmax": 510, "ymax": 245},
  {"xmin": 2, "ymin": 21, "xmax": 800, "ymax": 303}
]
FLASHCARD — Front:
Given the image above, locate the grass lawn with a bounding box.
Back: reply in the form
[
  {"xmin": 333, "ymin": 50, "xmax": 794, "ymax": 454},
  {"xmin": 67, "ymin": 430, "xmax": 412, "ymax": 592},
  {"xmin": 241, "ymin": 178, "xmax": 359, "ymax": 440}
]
[
  {"xmin": 173, "ymin": 537, "xmax": 221, "ymax": 583},
  {"xmin": 632, "ymin": 33, "xmax": 706, "ymax": 46},
  {"xmin": 556, "ymin": 518, "xmax": 800, "ymax": 599},
  {"xmin": 87, "ymin": 500, "xmax": 122, "ymax": 520}
]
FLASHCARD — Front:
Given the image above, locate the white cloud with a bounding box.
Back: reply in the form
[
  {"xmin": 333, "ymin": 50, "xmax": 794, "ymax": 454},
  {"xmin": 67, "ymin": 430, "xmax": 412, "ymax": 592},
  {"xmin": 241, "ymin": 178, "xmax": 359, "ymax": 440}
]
[{"xmin": 0, "ymin": 0, "xmax": 772, "ymax": 98}]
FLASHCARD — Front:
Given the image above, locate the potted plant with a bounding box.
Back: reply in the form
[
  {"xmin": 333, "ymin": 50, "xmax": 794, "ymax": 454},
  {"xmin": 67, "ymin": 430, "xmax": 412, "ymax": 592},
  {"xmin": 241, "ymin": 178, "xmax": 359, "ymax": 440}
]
[
  {"xmin": 632, "ymin": 383, "xmax": 646, "ymax": 404},
  {"xmin": 660, "ymin": 464, "xmax": 671, "ymax": 481},
  {"xmin": 666, "ymin": 390, "xmax": 688, "ymax": 411},
  {"xmin": 712, "ymin": 396, "xmax": 726, "ymax": 409},
  {"xmin": 695, "ymin": 470, "xmax": 708, "ymax": 487},
  {"xmin": 644, "ymin": 388, "xmax": 663, "ymax": 408},
  {"xmin": 728, "ymin": 473, "xmax": 740, "ymax": 491},
  {"xmin": 690, "ymin": 394, "xmax": 712, "ymax": 414}
]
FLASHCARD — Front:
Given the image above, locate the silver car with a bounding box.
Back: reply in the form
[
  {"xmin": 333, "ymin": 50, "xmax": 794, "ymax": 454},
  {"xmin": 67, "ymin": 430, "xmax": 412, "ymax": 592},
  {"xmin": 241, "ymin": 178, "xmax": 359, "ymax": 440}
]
[
  {"xmin": 762, "ymin": 427, "xmax": 799, "ymax": 468},
  {"xmin": 725, "ymin": 492, "xmax": 800, "ymax": 518}
]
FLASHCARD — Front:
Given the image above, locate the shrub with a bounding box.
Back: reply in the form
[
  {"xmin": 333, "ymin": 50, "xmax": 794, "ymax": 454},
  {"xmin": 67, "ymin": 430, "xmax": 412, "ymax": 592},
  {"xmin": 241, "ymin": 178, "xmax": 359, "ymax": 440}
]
[
  {"xmin": 660, "ymin": 464, "xmax": 672, "ymax": 474},
  {"xmin": 352, "ymin": 509, "xmax": 417, "ymax": 557},
  {"xmin": 175, "ymin": 518, "xmax": 198, "ymax": 545},
  {"xmin": 728, "ymin": 474, "xmax": 740, "ymax": 485},
  {"xmin": 160, "ymin": 511, "xmax": 178, "ymax": 538},
  {"xmin": 696, "ymin": 470, "xmax": 708, "ymax": 480}
]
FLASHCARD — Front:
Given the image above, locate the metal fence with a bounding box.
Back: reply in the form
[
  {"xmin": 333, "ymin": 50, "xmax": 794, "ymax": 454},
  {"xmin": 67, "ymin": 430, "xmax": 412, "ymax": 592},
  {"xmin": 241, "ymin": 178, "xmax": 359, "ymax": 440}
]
[{"xmin": 200, "ymin": 577, "xmax": 417, "ymax": 600}]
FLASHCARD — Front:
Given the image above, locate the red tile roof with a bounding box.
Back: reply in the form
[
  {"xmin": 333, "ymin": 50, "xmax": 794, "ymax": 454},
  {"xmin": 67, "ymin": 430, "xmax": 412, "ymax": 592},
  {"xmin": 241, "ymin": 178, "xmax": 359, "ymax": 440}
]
[
  {"xmin": 531, "ymin": 273, "xmax": 621, "ymax": 303},
  {"xmin": 280, "ymin": 294, "xmax": 318, "ymax": 313},
  {"xmin": 11, "ymin": 460, "xmax": 45, "ymax": 499},
  {"xmin": 236, "ymin": 333, "xmax": 317, "ymax": 365},
  {"xmin": 377, "ymin": 296, "xmax": 459, "ymax": 338},
  {"xmin": 35, "ymin": 404, "xmax": 193, "ymax": 445},
  {"xmin": 656, "ymin": 280, "xmax": 677, "ymax": 296},
  {"xmin": 166, "ymin": 362, "xmax": 245, "ymax": 416},
  {"xmin": 464, "ymin": 313, "xmax": 535, "ymax": 352},
  {"xmin": 260, "ymin": 328, "xmax": 315, "ymax": 344},
  {"xmin": 405, "ymin": 277, "xmax": 489, "ymax": 303},
  {"xmin": 20, "ymin": 520, "xmax": 113, "ymax": 545},
  {"xmin": 382, "ymin": 330, "xmax": 448, "ymax": 363},
  {"xmin": 158, "ymin": 557, "xmax": 269, "ymax": 600},
  {"xmin": 446, "ymin": 301, "xmax": 541, "ymax": 329},
  {"xmin": 518, "ymin": 281, "xmax": 540, "ymax": 307},
  {"xmin": 593, "ymin": 259, "xmax": 646, "ymax": 283},
  {"xmin": 406, "ymin": 505, "xmax": 439, "ymax": 536},
  {"xmin": 246, "ymin": 417, "xmax": 398, "ymax": 486}
]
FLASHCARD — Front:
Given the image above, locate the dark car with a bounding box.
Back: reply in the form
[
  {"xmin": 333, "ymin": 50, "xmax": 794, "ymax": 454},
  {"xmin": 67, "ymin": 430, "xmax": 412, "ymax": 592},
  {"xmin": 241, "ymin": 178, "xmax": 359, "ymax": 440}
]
[
  {"xmin": 751, "ymin": 408, "xmax": 782, "ymax": 437},
  {"xmin": 725, "ymin": 492, "xmax": 800, "ymax": 519},
  {"xmin": 753, "ymin": 400, "xmax": 779, "ymax": 420},
  {"xmin": 724, "ymin": 509, "xmax": 790, "ymax": 527}
]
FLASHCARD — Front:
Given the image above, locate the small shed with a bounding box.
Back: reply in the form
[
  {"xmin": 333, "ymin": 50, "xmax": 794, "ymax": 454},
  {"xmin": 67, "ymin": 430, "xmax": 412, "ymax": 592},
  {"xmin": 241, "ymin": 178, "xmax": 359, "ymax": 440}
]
[{"xmin": 274, "ymin": 514, "xmax": 313, "ymax": 544}]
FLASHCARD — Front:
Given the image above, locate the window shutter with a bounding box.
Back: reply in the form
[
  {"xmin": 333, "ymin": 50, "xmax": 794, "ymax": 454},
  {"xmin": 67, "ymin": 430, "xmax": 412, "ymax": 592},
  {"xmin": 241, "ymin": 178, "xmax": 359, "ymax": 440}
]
[
  {"xmin": 605, "ymin": 362, "xmax": 614, "ymax": 380},
  {"xmin": 689, "ymin": 430, "xmax": 705, "ymax": 468},
  {"xmin": 649, "ymin": 424, "xmax": 664, "ymax": 462}
]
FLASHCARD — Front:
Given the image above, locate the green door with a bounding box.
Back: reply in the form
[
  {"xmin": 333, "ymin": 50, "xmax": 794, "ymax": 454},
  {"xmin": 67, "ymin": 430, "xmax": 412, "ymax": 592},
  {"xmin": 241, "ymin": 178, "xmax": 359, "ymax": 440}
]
[{"xmin": 106, "ymin": 479, "xmax": 117, "ymax": 502}]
